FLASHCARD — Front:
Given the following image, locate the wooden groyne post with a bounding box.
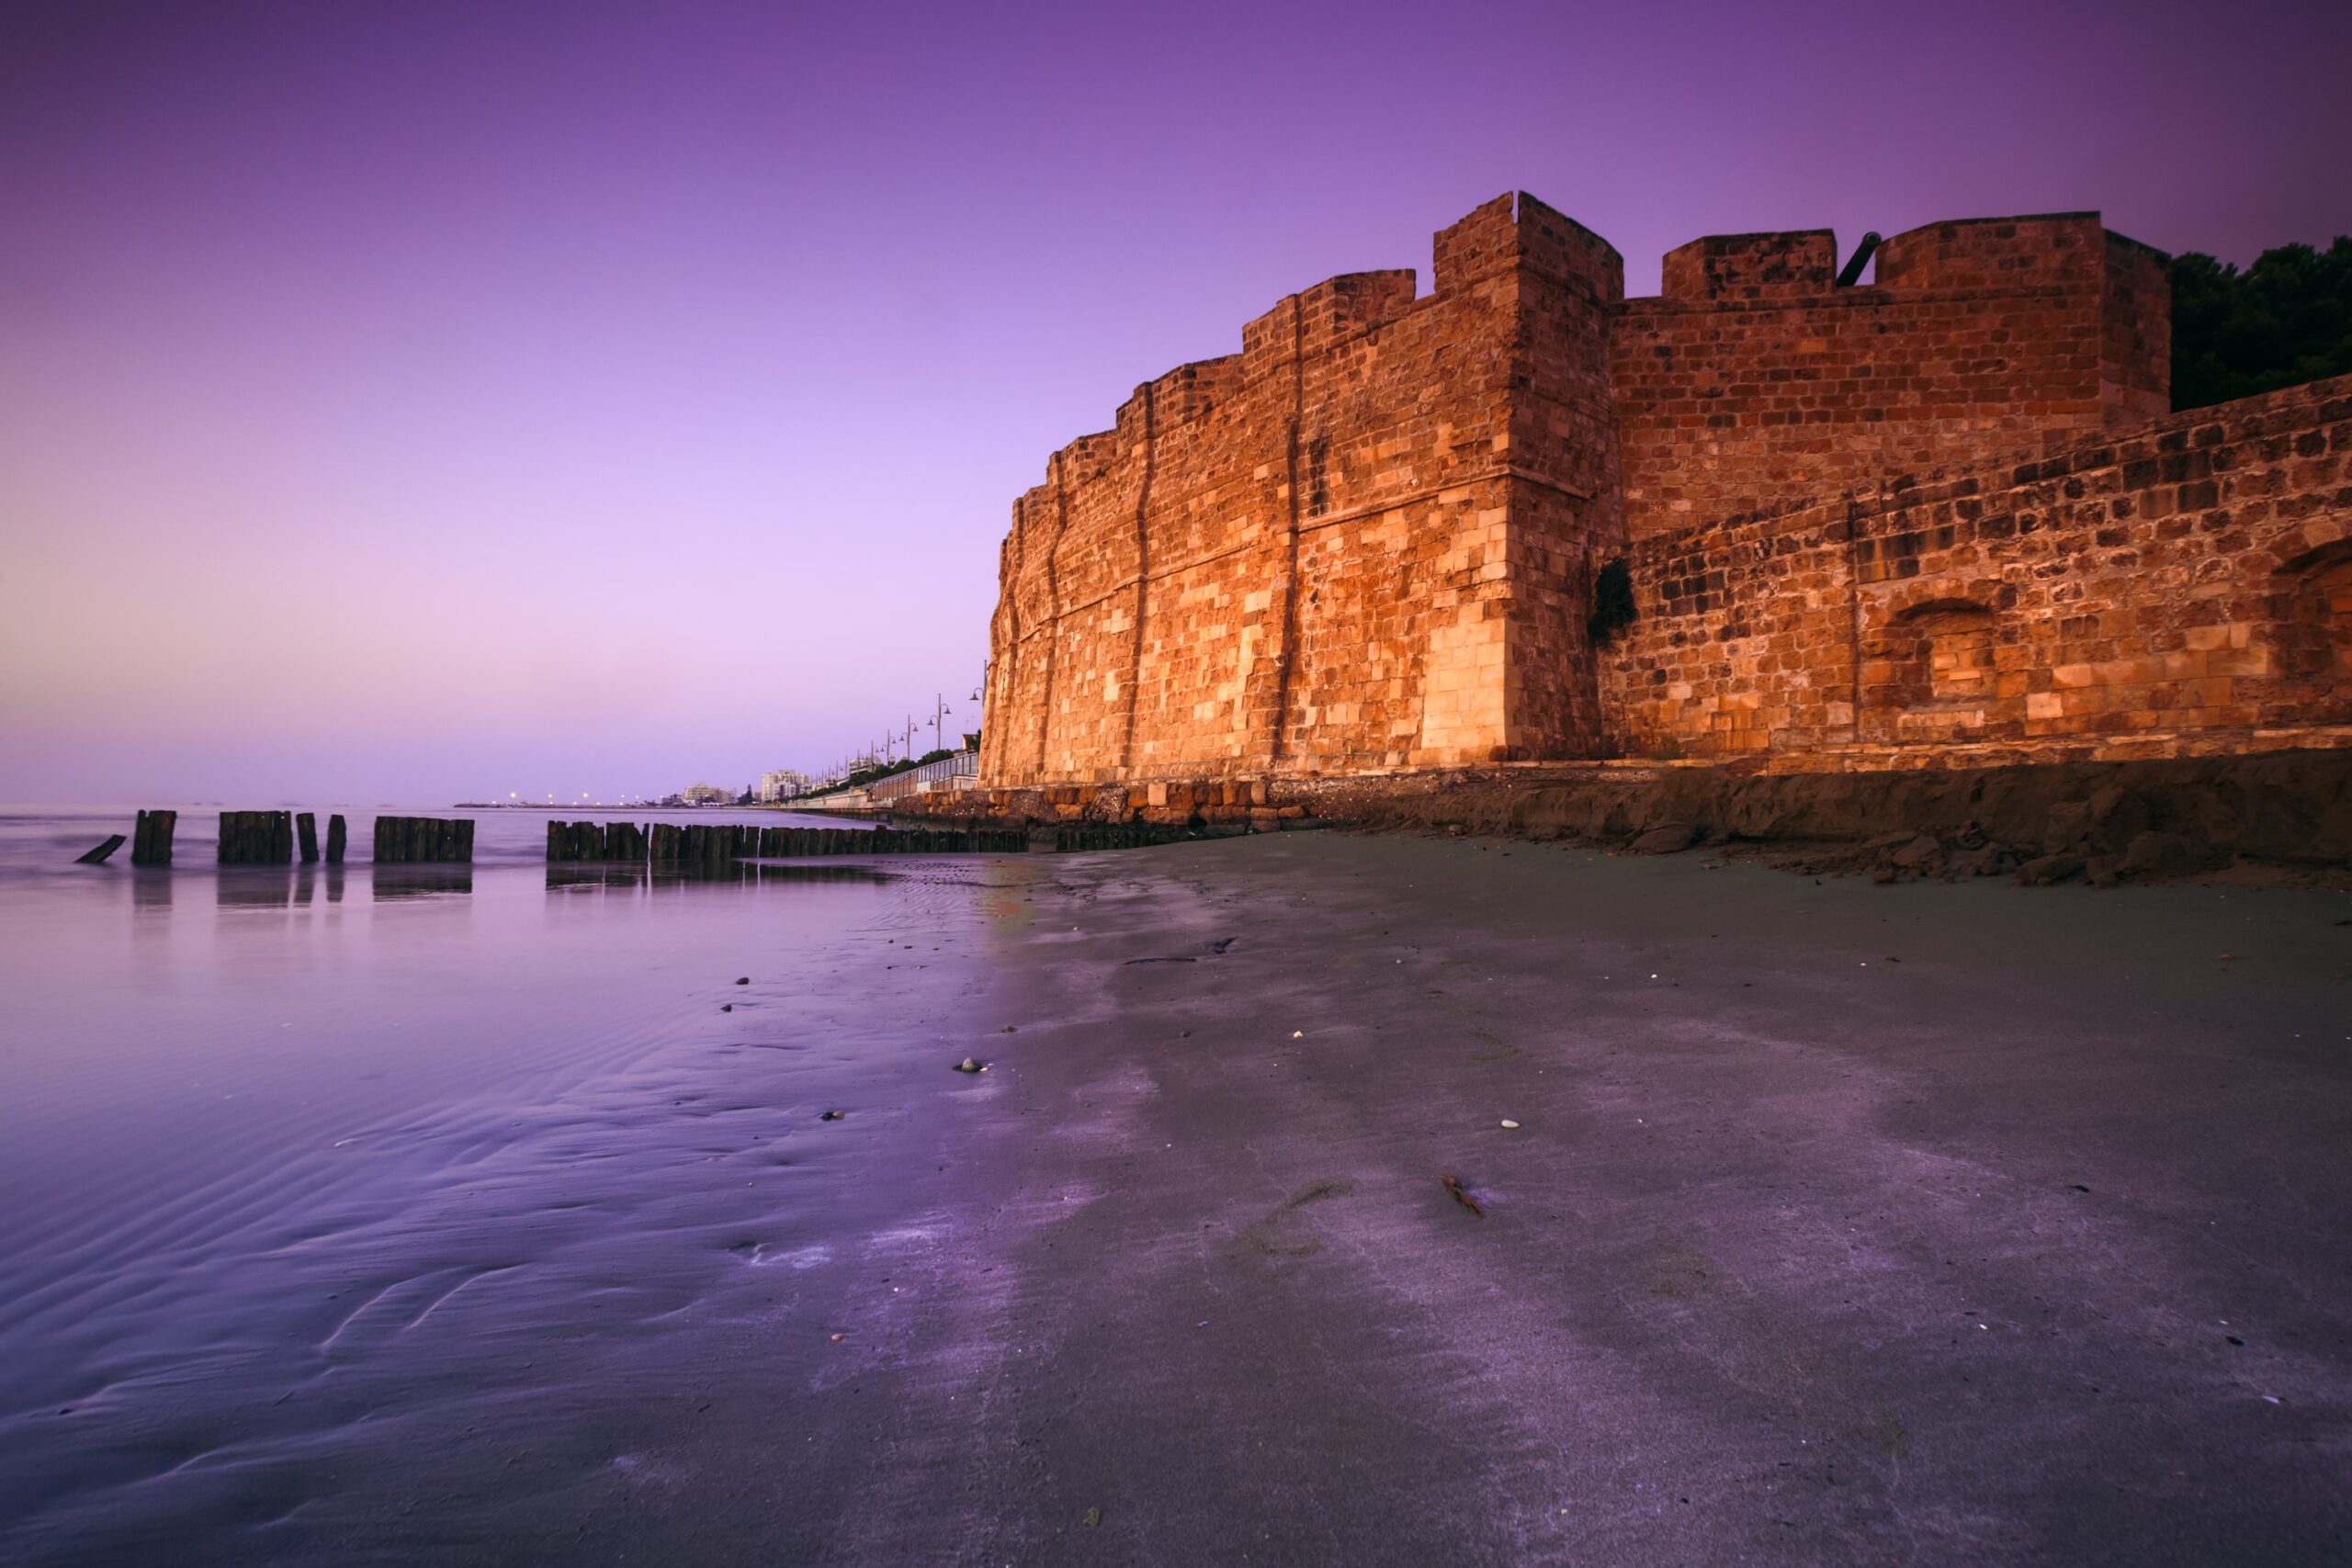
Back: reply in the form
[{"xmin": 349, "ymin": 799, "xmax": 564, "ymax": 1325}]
[
  {"xmin": 372, "ymin": 816, "xmax": 475, "ymax": 863},
  {"xmin": 297, "ymin": 812, "xmax": 320, "ymax": 863},
  {"xmin": 325, "ymin": 815, "xmax": 347, "ymax": 863},
  {"xmin": 218, "ymin": 811, "xmax": 295, "ymax": 863},
  {"xmin": 76, "ymin": 834, "xmax": 128, "ymax": 864},
  {"xmin": 130, "ymin": 809, "xmax": 177, "ymax": 865}
]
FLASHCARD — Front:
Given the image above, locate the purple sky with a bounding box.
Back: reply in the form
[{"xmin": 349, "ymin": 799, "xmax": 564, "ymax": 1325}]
[{"xmin": 5, "ymin": 0, "xmax": 2346, "ymax": 805}]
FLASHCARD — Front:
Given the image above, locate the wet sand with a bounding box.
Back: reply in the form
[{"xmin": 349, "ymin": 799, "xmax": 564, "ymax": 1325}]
[{"xmin": 4, "ymin": 825, "xmax": 2350, "ymax": 1563}]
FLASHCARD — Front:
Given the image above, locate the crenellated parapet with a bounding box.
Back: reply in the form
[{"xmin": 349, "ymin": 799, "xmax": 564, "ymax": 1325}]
[
  {"xmin": 1659, "ymin": 230, "xmax": 1838, "ymax": 302},
  {"xmin": 1615, "ymin": 210, "xmax": 2174, "ymax": 538}
]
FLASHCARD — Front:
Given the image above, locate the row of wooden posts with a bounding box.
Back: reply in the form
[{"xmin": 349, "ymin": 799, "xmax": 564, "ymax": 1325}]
[
  {"xmin": 82, "ymin": 811, "xmax": 1187, "ymax": 869},
  {"xmin": 78, "ymin": 810, "xmax": 470, "ymax": 865},
  {"xmin": 546, "ymin": 820, "xmax": 1033, "ymax": 863}
]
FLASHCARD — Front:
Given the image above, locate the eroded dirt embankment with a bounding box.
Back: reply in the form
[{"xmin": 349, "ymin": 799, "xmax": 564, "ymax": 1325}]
[{"xmin": 1326, "ymin": 750, "xmax": 2352, "ymax": 887}]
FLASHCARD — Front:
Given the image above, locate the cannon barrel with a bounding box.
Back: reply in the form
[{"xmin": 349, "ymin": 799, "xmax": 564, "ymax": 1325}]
[{"xmin": 1836, "ymin": 231, "xmax": 1883, "ymax": 288}]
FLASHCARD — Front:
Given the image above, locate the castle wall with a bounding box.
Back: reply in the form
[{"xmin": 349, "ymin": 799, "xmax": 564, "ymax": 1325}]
[
  {"xmin": 980, "ymin": 194, "xmax": 1623, "ymax": 786},
  {"xmin": 979, "ymin": 192, "xmax": 2346, "ymax": 803},
  {"xmin": 1612, "ymin": 217, "xmax": 2170, "ymax": 540},
  {"xmin": 1597, "ymin": 374, "xmax": 2352, "ymax": 760}
]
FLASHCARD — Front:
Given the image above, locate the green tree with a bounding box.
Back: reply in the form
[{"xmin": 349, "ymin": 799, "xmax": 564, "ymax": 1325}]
[{"xmin": 2171, "ymin": 237, "xmax": 2352, "ymax": 410}]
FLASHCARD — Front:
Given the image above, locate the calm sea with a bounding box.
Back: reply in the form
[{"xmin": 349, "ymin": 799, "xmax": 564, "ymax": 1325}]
[{"xmin": 0, "ymin": 805, "xmax": 1023, "ymax": 1565}]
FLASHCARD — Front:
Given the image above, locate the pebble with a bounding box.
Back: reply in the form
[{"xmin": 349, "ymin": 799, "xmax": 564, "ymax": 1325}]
[
  {"xmin": 956, "ymin": 1057, "xmax": 983, "ymax": 1074},
  {"xmin": 1500, "ymin": 1119, "xmax": 1521, "ymax": 1129}
]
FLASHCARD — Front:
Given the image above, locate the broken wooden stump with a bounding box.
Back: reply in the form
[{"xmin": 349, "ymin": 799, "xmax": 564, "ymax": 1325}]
[
  {"xmin": 76, "ymin": 834, "xmax": 128, "ymax": 864},
  {"xmin": 325, "ymin": 814, "xmax": 347, "ymax": 863},
  {"xmin": 130, "ymin": 809, "xmax": 177, "ymax": 865},
  {"xmin": 372, "ymin": 815, "xmax": 474, "ymax": 863},
  {"xmin": 297, "ymin": 812, "xmax": 319, "ymax": 863},
  {"xmin": 218, "ymin": 811, "xmax": 294, "ymax": 863}
]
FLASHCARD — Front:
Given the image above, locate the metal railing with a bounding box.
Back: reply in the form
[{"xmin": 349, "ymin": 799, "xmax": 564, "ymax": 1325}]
[
  {"xmin": 785, "ymin": 749, "xmax": 978, "ymax": 809},
  {"xmin": 865, "ymin": 750, "xmax": 978, "ymax": 802}
]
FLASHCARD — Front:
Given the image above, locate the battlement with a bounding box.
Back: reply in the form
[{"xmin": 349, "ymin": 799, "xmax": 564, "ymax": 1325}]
[
  {"xmin": 1872, "ymin": 212, "xmax": 2109, "ymax": 291},
  {"xmin": 1617, "ymin": 208, "xmax": 2172, "ymax": 536},
  {"xmin": 1131, "ymin": 355, "xmax": 1243, "ymax": 431},
  {"xmin": 1433, "ymin": 191, "xmax": 1623, "ymax": 299},
  {"xmin": 1659, "ymin": 230, "xmax": 1838, "ymax": 302},
  {"xmin": 1645, "ymin": 213, "xmax": 2166, "ymax": 306},
  {"xmin": 1056, "ymin": 428, "xmax": 1120, "ymax": 488},
  {"xmin": 1239, "ymin": 269, "xmax": 1421, "ymax": 376}
]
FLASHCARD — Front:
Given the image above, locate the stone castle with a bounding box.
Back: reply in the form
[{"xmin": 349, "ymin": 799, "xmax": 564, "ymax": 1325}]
[{"xmin": 976, "ymin": 193, "xmax": 2351, "ymax": 814}]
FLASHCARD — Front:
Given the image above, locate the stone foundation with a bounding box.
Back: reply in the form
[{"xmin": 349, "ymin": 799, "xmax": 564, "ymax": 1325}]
[{"xmin": 896, "ymin": 742, "xmax": 2352, "ymax": 883}]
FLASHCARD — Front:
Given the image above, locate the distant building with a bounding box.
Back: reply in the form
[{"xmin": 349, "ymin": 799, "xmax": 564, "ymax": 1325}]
[
  {"xmin": 679, "ymin": 782, "xmax": 729, "ymax": 805},
  {"xmin": 758, "ymin": 769, "xmax": 813, "ymax": 802}
]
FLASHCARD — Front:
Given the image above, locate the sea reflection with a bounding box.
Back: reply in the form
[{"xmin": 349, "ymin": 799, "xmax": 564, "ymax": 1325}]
[
  {"xmin": 542, "ymin": 861, "xmax": 903, "ymax": 896},
  {"xmin": 288, "ymin": 866, "xmax": 347, "ymax": 903},
  {"xmin": 754, "ymin": 863, "xmax": 896, "ymax": 886},
  {"xmin": 371, "ymin": 866, "xmax": 474, "ymax": 900},
  {"xmin": 545, "ymin": 863, "xmax": 650, "ymax": 892},
  {"xmin": 216, "ymin": 870, "xmax": 294, "ymax": 908}
]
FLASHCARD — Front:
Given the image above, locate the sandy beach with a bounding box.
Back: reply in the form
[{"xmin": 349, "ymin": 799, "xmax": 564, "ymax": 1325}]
[{"xmin": 3, "ymin": 822, "xmax": 2349, "ymax": 1564}]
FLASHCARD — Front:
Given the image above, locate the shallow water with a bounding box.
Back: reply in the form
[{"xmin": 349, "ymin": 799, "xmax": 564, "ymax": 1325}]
[{"xmin": 0, "ymin": 806, "xmax": 1021, "ymax": 1565}]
